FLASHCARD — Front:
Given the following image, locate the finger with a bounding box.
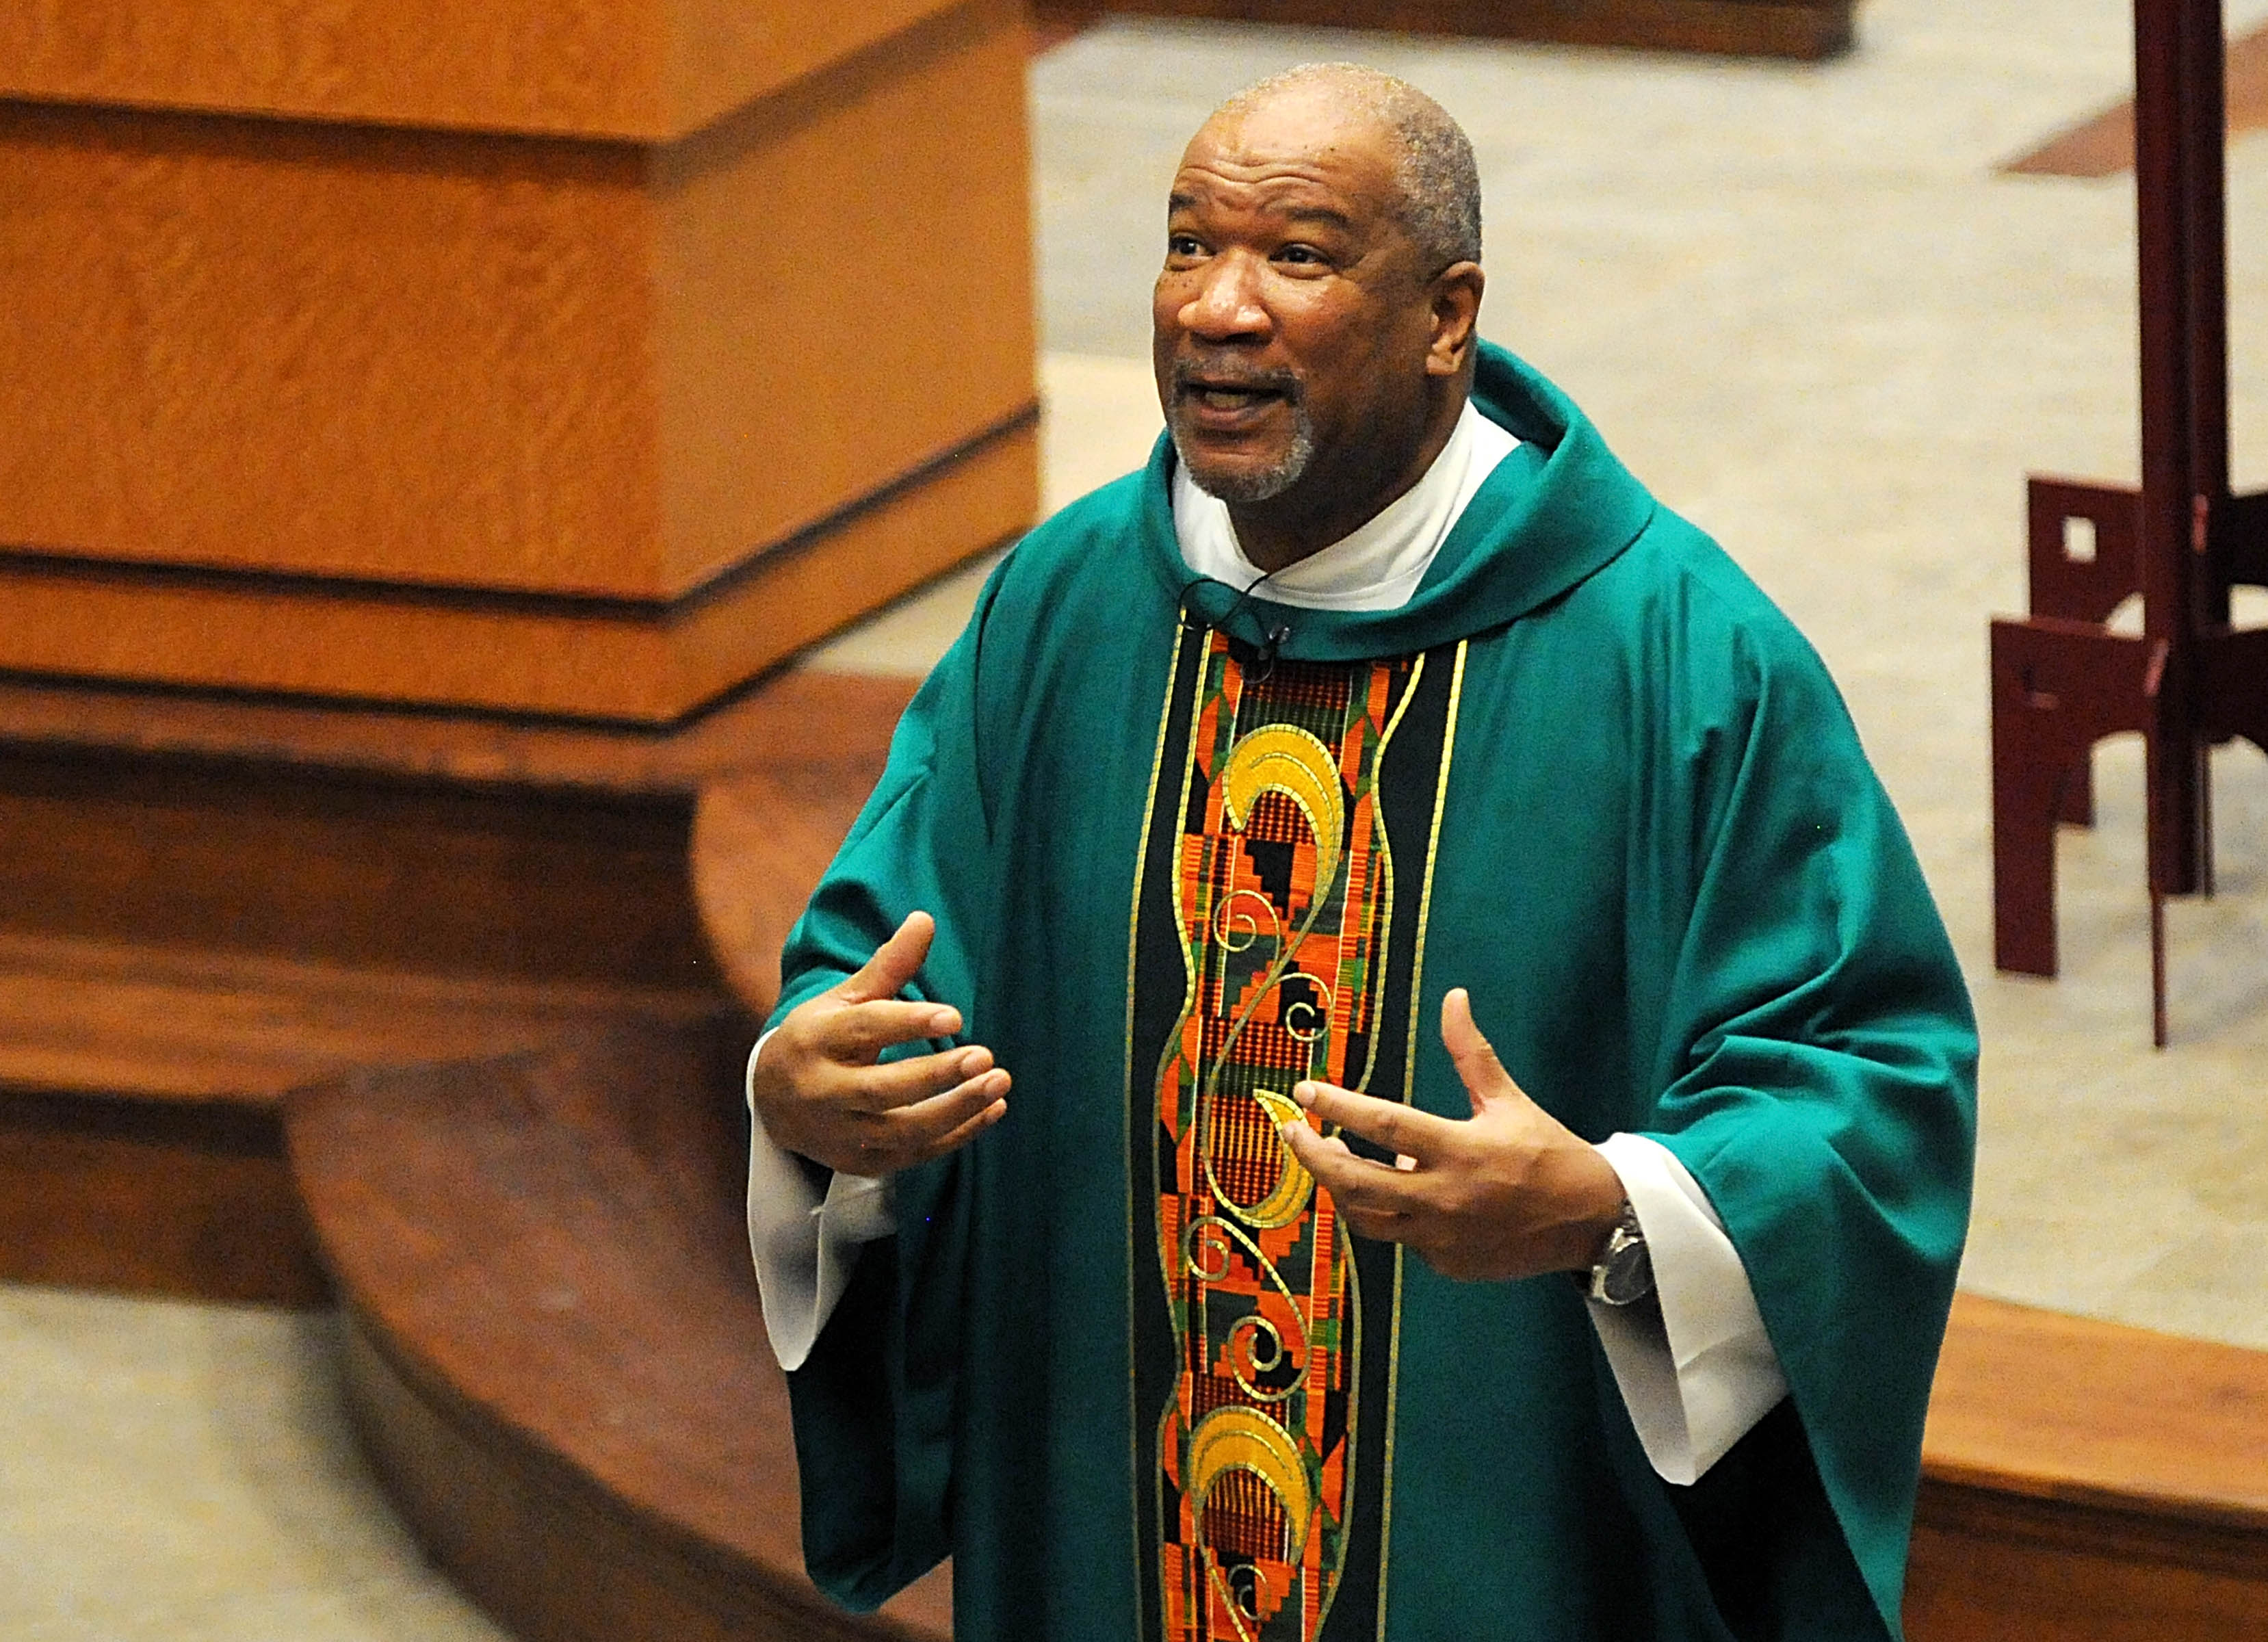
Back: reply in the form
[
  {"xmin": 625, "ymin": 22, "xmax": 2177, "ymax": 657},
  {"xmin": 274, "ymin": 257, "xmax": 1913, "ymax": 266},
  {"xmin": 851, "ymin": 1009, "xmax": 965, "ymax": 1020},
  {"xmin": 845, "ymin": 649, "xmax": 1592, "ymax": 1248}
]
[
  {"xmin": 865, "ymin": 1071, "xmax": 1011, "ymax": 1166},
  {"xmin": 816, "ymin": 998, "xmax": 967, "ymax": 1062},
  {"xmin": 895, "ymin": 1094, "xmax": 1010, "ymax": 1168},
  {"xmin": 1338, "ymin": 1201, "xmax": 1416, "ymax": 1243},
  {"xmin": 1293, "ymin": 1080, "xmax": 1459, "ymax": 1165},
  {"xmin": 837, "ymin": 912, "xmax": 937, "ymax": 1006},
  {"xmin": 832, "ymin": 1045, "xmax": 996, "ymax": 1112},
  {"xmin": 1440, "ymin": 987, "xmax": 1524, "ymax": 1115},
  {"xmin": 1281, "ymin": 1118, "xmax": 1429, "ymax": 1215}
]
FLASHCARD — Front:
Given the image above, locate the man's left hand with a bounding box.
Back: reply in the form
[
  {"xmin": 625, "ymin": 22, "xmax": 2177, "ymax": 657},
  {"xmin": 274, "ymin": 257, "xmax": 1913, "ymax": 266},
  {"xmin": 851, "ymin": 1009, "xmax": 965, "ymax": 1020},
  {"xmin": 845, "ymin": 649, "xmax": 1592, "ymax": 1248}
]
[{"xmin": 1278, "ymin": 987, "xmax": 1627, "ymax": 1283}]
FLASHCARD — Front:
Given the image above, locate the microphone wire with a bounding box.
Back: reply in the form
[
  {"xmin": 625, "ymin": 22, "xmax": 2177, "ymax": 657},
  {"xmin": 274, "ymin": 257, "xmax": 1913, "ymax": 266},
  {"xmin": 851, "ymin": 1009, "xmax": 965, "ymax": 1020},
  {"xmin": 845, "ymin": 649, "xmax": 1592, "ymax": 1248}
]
[{"xmin": 1175, "ymin": 564, "xmax": 1296, "ymax": 679}]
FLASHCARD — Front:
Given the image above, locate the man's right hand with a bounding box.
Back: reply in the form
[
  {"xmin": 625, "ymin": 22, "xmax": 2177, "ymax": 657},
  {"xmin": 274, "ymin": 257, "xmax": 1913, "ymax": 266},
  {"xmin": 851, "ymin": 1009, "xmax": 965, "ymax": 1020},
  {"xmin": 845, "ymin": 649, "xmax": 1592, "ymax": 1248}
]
[{"xmin": 751, "ymin": 911, "xmax": 1010, "ymax": 1177}]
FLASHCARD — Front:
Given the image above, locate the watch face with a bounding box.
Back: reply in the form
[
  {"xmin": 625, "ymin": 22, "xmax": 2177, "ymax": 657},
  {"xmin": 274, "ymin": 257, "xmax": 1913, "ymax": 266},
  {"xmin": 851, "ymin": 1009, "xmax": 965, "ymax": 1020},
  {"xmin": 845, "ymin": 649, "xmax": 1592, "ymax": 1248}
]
[{"xmin": 1598, "ymin": 1234, "xmax": 1654, "ymax": 1307}]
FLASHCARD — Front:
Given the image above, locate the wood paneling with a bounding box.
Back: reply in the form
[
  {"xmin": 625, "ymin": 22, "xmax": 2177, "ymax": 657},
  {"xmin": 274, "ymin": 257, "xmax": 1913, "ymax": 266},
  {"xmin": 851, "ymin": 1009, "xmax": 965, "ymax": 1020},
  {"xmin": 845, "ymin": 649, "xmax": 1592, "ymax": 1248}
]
[
  {"xmin": 0, "ymin": 932, "xmax": 717, "ymax": 1106},
  {"xmin": 0, "ymin": 663, "xmax": 911, "ymax": 1303},
  {"xmin": 1909, "ymin": 1293, "xmax": 2268, "ymax": 1639},
  {"xmin": 0, "ymin": 100, "xmax": 661, "ymax": 593},
  {"xmin": 0, "ymin": 749, "xmax": 711, "ymax": 987},
  {"xmin": 0, "ymin": 417, "xmax": 1032, "ymax": 722},
  {"xmin": 0, "ymin": 665, "xmax": 917, "ymax": 809},
  {"xmin": 0, "ymin": 0, "xmax": 963, "ymax": 143},
  {"xmin": 1028, "ymin": 0, "xmax": 1854, "ymax": 60},
  {"xmin": 1908, "ymin": 1498, "xmax": 2268, "ymax": 1641},
  {"xmin": 0, "ymin": 1086, "xmax": 325, "ymax": 1304},
  {"xmin": 655, "ymin": 0, "xmax": 1036, "ymax": 593},
  {"xmin": 0, "ymin": 8, "xmax": 1034, "ymax": 606},
  {"xmin": 1924, "ymin": 1295, "xmax": 2268, "ymax": 1528},
  {"xmin": 0, "ymin": 0, "xmax": 1037, "ymax": 720}
]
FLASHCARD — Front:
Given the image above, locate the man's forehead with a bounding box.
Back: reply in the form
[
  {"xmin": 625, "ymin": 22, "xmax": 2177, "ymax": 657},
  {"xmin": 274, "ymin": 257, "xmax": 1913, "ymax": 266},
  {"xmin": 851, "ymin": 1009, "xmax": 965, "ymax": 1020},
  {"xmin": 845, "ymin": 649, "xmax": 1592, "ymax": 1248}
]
[{"xmin": 1171, "ymin": 94, "xmax": 1398, "ymax": 214}]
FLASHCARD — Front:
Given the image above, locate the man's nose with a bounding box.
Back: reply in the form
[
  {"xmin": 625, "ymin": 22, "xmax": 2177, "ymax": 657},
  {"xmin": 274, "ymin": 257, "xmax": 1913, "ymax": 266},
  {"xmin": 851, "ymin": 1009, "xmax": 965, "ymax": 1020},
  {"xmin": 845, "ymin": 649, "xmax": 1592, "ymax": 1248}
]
[{"xmin": 1179, "ymin": 251, "xmax": 1270, "ymax": 341}]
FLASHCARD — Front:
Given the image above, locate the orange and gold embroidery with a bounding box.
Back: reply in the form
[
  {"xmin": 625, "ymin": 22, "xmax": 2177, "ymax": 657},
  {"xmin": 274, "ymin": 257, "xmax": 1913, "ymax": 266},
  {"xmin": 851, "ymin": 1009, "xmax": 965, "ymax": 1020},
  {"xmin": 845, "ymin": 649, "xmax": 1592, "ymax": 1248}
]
[{"xmin": 1151, "ymin": 633, "xmax": 1425, "ymax": 1642}]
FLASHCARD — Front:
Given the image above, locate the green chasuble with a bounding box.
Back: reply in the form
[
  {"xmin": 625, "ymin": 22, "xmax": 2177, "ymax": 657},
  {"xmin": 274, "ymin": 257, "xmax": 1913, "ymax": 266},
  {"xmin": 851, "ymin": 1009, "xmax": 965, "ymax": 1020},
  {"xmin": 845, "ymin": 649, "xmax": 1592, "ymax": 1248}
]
[{"xmin": 770, "ymin": 344, "xmax": 1977, "ymax": 1642}]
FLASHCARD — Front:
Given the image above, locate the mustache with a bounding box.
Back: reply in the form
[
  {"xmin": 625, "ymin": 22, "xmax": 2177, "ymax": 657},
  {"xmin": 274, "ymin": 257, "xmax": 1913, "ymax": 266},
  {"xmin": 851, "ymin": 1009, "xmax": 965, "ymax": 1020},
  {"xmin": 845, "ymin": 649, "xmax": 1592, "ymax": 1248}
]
[{"xmin": 1169, "ymin": 358, "xmax": 1303, "ymax": 402}]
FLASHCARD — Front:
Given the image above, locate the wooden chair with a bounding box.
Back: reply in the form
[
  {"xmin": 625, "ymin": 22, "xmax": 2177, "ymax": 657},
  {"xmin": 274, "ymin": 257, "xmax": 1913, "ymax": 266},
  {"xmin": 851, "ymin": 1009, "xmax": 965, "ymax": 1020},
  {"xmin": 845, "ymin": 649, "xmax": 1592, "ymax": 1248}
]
[{"xmin": 1991, "ymin": 0, "xmax": 2268, "ymax": 1044}]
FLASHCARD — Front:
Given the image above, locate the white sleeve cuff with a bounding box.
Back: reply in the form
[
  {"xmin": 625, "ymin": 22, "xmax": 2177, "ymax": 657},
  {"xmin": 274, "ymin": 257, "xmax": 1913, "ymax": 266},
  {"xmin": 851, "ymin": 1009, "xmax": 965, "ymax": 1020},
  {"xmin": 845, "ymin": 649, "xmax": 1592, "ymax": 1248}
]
[
  {"xmin": 744, "ymin": 1029, "xmax": 900, "ymax": 1372},
  {"xmin": 1587, "ymin": 1133, "xmax": 1788, "ymax": 1485}
]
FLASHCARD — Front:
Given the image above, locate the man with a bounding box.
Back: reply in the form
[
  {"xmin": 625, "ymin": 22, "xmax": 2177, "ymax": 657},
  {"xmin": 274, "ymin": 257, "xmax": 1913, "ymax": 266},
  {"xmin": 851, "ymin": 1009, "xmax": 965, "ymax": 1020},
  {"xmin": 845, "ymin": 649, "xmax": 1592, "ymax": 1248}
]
[{"xmin": 747, "ymin": 64, "xmax": 1975, "ymax": 1642}]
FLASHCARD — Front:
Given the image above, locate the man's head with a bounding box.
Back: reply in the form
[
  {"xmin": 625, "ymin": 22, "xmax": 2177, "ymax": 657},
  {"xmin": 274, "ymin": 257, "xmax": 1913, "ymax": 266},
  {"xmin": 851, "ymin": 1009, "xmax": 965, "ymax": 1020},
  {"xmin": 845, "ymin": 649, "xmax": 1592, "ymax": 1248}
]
[{"xmin": 1153, "ymin": 64, "xmax": 1485, "ymax": 569}]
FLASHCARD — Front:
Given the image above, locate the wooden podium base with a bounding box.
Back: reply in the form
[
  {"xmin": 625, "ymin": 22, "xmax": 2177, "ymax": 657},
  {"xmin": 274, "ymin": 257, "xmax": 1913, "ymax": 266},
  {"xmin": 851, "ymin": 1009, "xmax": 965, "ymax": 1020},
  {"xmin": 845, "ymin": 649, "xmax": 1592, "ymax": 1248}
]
[
  {"xmin": 1912, "ymin": 1296, "xmax": 2268, "ymax": 1640},
  {"xmin": 0, "ymin": 667, "xmax": 913, "ymax": 1304},
  {"xmin": 0, "ymin": 415, "xmax": 1032, "ymax": 725}
]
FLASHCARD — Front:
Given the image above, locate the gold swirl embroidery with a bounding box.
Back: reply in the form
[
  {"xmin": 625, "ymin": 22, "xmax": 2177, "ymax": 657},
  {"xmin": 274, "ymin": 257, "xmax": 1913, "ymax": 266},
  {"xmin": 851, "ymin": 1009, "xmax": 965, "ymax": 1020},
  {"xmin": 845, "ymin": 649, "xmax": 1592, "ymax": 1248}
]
[
  {"xmin": 1188, "ymin": 1403, "xmax": 1316, "ymax": 1639},
  {"xmin": 1211, "ymin": 888, "xmax": 1282, "ymax": 954},
  {"xmin": 1219, "ymin": 723, "xmax": 1346, "ymax": 902},
  {"xmin": 1200, "ymin": 722, "xmax": 1348, "ymax": 1225},
  {"xmin": 1225, "ymin": 1315, "xmax": 1296, "ymax": 1404},
  {"xmin": 1234, "ymin": 1086, "xmax": 1314, "ymax": 1230},
  {"xmin": 1179, "ymin": 1213, "xmax": 1312, "ymax": 1394},
  {"xmin": 1188, "ymin": 1403, "xmax": 1313, "ymax": 1552},
  {"xmin": 1182, "ymin": 1216, "xmax": 1236, "ymax": 1284}
]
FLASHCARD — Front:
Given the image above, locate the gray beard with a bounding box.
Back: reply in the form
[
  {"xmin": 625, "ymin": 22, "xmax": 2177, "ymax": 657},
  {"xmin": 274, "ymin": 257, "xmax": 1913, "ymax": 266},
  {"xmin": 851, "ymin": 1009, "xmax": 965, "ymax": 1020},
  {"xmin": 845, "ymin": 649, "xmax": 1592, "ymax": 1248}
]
[{"xmin": 1169, "ymin": 402, "xmax": 1318, "ymax": 504}]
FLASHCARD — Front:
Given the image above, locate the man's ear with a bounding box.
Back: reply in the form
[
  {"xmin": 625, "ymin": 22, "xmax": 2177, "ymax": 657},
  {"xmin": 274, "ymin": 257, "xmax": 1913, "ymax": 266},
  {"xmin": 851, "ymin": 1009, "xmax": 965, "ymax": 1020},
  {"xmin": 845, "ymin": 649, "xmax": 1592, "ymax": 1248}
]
[{"xmin": 1425, "ymin": 261, "xmax": 1485, "ymax": 378}]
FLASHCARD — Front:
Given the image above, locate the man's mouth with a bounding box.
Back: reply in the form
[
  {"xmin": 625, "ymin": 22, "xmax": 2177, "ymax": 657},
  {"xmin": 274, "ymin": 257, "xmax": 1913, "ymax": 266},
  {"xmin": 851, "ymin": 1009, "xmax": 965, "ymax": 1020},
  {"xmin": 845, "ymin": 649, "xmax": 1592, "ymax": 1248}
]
[
  {"xmin": 1190, "ymin": 385, "xmax": 1281, "ymax": 415},
  {"xmin": 1171, "ymin": 362, "xmax": 1300, "ymax": 418}
]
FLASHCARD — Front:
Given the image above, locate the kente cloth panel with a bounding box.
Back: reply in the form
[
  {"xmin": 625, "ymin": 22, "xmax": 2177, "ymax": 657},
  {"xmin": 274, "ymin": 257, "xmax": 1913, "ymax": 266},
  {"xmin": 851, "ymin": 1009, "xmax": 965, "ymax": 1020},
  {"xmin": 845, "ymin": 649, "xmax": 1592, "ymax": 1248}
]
[{"xmin": 1128, "ymin": 625, "xmax": 1465, "ymax": 1642}]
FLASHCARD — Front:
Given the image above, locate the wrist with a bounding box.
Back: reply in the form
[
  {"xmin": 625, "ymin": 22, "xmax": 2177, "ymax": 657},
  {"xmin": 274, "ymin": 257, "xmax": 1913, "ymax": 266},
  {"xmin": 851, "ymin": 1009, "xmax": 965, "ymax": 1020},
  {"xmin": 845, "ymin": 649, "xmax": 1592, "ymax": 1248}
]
[
  {"xmin": 1567, "ymin": 1143, "xmax": 1656, "ymax": 1307},
  {"xmin": 1560, "ymin": 1146, "xmax": 1631, "ymax": 1273}
]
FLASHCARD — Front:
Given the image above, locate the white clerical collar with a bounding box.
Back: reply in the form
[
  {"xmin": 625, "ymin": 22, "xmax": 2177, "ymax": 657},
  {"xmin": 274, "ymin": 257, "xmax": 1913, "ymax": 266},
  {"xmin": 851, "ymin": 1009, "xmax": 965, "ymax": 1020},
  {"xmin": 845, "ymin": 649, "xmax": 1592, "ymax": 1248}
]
[{"xmin": 1173, "ymin": 398, "xmax": 1520, "ymax": 613}]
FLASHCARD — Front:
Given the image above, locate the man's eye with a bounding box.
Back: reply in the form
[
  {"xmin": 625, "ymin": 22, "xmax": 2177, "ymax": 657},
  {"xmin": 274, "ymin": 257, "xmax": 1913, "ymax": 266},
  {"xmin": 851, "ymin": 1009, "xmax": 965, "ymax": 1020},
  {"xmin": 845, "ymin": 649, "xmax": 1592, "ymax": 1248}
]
[
  {"xmin": 1166, "ymin": 234, "xmax": 1205, "ymax": 259},
  {"xmin": 1275, "ymin": 244, "xmax": 1328, "ymax": 268}
]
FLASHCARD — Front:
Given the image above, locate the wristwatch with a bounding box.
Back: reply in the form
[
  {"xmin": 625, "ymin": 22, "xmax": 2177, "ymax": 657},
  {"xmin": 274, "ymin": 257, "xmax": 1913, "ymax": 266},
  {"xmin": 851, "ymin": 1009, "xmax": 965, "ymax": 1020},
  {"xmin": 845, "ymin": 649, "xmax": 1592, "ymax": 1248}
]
[{"xmin": 1584, "ymin": 1199, "xmax": 1654, "ymax": 1307}]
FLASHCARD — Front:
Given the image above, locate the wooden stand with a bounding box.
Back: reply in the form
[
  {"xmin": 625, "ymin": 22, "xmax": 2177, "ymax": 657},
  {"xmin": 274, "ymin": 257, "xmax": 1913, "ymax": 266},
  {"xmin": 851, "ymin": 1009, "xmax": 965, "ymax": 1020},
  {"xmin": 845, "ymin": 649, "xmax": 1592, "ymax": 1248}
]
[
  {"xmin": 0, "ymin": 0, "xmax": 1037, "ymax": 723},
  {"xmin": 1030, "ymin": 0, "xmax": 1855, "ymax": 60},
  {"xmin": 1990, "ymin": 0, "xmax": 2268, "ymax": 1045}
]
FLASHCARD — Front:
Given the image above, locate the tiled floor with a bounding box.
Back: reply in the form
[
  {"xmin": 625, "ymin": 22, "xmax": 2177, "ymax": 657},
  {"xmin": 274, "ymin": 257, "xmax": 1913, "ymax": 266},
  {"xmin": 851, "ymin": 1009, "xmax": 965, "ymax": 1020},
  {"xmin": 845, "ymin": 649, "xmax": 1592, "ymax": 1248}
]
[{"xmin": 9, "ymin": 2, "xmax": 2268, "ymax": 1634}]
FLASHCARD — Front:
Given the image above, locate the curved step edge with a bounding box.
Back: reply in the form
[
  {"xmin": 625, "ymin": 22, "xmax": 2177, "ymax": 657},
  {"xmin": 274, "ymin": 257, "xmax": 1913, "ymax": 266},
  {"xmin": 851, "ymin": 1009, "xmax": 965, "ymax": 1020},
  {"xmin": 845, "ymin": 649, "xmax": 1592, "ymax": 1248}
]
[{"xmin": 286, "ymin": 1030, "xmax": 952, "ymax": 1642}]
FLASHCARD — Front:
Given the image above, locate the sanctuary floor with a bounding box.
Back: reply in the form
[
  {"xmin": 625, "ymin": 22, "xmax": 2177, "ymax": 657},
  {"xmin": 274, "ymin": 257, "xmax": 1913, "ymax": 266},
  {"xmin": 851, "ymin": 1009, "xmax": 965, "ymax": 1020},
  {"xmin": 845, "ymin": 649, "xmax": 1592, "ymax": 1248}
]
[{"xmin": 8, "ymin": 1, "xmax": 2268, "ymax": 1635}]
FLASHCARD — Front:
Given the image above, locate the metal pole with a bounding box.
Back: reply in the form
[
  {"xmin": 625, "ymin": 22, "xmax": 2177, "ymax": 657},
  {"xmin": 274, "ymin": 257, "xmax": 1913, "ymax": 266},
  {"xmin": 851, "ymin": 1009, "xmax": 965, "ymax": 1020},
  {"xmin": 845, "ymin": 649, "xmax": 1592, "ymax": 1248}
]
[{"xmin": 2133, "ymin": 6, "xmax": 2219, "ymax": 864}]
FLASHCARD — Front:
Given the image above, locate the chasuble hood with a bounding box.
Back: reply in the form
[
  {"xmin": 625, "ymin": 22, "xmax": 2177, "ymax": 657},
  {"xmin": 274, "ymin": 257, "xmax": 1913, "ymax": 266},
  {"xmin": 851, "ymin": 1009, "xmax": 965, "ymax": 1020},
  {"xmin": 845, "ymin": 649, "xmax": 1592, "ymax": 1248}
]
[{"xmin": 1160, "ymin": 343, "xmax": 1657, "ymax": 657}]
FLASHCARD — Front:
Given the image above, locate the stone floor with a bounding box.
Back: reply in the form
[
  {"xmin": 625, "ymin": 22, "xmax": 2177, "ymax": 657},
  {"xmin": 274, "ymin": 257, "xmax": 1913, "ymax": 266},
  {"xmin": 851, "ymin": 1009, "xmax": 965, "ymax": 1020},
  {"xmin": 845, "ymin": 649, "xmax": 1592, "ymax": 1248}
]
[{"xmin": 8, "ymin": 1, "xmax": 2267, "ymax": 1634}]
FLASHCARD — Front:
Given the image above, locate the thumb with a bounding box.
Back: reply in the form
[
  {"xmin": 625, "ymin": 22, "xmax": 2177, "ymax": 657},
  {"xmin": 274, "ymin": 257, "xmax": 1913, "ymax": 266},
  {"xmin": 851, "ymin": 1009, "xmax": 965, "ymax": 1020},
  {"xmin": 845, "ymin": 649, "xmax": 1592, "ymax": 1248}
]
[
  {"xmin": 1440, "ymin": 987, "xmax": 1520, "ymax": 1115},
  {"xmin": 839, "ymin": 911, "xmax": 936, "ymax": 1004}
]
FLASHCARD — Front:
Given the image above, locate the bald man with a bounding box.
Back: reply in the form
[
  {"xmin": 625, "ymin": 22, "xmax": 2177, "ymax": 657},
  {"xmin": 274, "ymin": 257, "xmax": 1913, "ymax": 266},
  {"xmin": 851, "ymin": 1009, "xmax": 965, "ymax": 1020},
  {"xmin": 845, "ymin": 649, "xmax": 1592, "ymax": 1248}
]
[{"xmin": 748, "ymin": 65, "xmax": 1974, "ymax": 1642}]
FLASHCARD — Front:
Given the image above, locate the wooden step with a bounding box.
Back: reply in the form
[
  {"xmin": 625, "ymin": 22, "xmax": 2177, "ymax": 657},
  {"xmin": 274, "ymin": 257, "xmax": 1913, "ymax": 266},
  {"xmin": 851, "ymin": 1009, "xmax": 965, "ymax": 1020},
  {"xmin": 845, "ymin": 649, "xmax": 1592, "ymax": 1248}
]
[
  {"xmin": 0, "ymin": 928, "xmax": 723, "ymax": 1303},
  {"xmin": 0, "ymin": 667, "xmax": 913, "ymax": 1303},
  {"xmin": 1909, "ymin": 1293, "xmax": 2268, "ymax": 1639},
  {"xmin": 287, "ymin": 1021, "xmax": 952, "ymax": 1642},
  {"xmin": 0, "ymin": 930, "xmax": 721, "ymax": 1105}
]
